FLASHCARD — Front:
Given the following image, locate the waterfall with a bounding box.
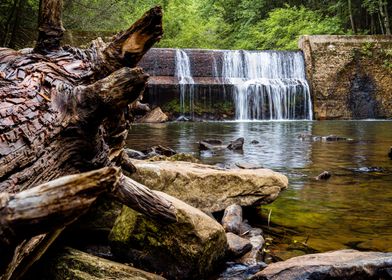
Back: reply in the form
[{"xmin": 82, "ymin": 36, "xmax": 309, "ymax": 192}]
[
  {"xmin": 173, "ymin": 48, "xmax": 312, "ymax": 120},
  {"xmin": 175, "ymin": 49, "xmax": 195, "ymax": 118},
  {"xmin": 223, "ymin": 50, "xmax": 313, "ymax": 120}
]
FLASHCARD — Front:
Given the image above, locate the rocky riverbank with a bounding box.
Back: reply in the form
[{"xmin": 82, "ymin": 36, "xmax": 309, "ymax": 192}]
[{"xmin": 23, "ymin": 148, "xmax": 392, "ymax": 279}]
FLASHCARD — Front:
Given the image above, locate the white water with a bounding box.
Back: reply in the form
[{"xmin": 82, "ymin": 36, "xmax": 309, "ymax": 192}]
[
  {"xmin": 174, "ymin": 49, "xmax": 313, "ymax": 120},
  {"xmin": 175, "ymin": 49, "xmax": 195, "ymax": 118},
  {"xmin": 223, "ymin": 51, "xmax": 313, "ymax": 120}
]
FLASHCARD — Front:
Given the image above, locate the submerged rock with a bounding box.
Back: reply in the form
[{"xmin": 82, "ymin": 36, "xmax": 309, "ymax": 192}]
[
  {"xmin": 142, "ymin": 145, "xmax": 177, "ymax": 157},
  {"xmin": 222, "ymin": 204, "xmax": 243, "ymax": 234},
  {"xmin": 109, "ymin": 191, "xmax": 227, "ymax": 280},
  {"xmin": 130, "ymin": 160, "xmax": 288, "ymax": 212},
  {"xmin": 202, "ymin": 139, "xmax": 224, "ymax": 145},
  {"xmin": 226, "ymin": 233, "xmax": 252, "ymax": 257},
  {"xmin": 125, "ymin": 148, "xmax": 147, "ymax": 159},
  {"xmin": 137, "ymin": 107, "xmax": 169, "ymax": 123},
  {"xmin": 315, "ymin": 171, "xmax": 332, "ymax": 180},
  {"xmin": 41, "ymin": 247, "xmax": 165, "ymax": 280},
  {"xmin": 218, "ymin": 261, "xmax": 267, "ymax": 280},
  {"xmin": 227, "ymin": 137, "xmax": 245, "ymax": 150},
  {"xmin": 251, "ymin": 249, "xmax": 392, "ymax": 280},
  {"xmin": 251, "ymin": 140, "xmax": 260, "ymax": 144},
  {"xmin": 299, "ymin": 133, "xmax": 354, "ymax": 142}
]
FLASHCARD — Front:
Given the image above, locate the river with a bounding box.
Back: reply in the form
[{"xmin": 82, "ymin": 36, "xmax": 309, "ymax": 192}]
[{"xmin": 126, "ymin": 120, "xmax": 392, "ymax": 258}]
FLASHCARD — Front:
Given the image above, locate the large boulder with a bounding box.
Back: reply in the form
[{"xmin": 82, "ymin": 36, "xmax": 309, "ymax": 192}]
[
  {"xmin": 37, "ymin": 247, "xmax": 166, "ymax": 280},
  {"xmin": 252, "ymin": 249, "xmax": 392, "ymax": 280},
  {"xmin": 130, "ymin": 160, "xmax": 288, "ymax": 212},
  {"xmin": 138, "ymin": 107, "xmax": 169, "ymax": 123},
  {"xmin": 109, "ymin": 191, "xmax": 227, "ymax": 280}
]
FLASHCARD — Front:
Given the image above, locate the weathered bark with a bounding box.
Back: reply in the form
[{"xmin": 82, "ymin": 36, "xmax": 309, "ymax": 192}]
[
  {"xmin": 111, "ymin": 175, "xmax": 176, "ymax": 223},
  {"xmin": 0, "ymin": 167, "xmax": 119, "ymax": 275},
  {"xmin": 0, "ymin": 2, "xmax": 170, "ymax": 279},
  {"xmin": 0, "ymin": 168, "xmax": 176, "ymax": 279},
  {"xmin": 34, "ymin": 0, "xmax": 64, "ymax": 53}
]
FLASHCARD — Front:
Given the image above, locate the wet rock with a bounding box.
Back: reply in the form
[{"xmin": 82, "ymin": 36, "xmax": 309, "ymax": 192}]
[
  {"xmin": 137, "ymin": 107, "xmax": 169, "ymax": 123},
  {"xmin": 239, "ymin": 220, "xmax": 253, "ymax": 235},
  {"xmin": 202, "ymin": 139, "xmax": 224, "ymax": 145},
  {"xmin": 352, "ymin": 166, "xmax": 385, "ymax": 173},
  {"xmin": 222, "ymin": 204, "xmax": 243, "ymax": 234},
  {"xmin": 41, "ymin": 247, "xmax": 165, "ymax": 280},
  {"xmin": 315, "ymin": 171, "xmax": 331, "ymax": 180},
  {"xmin": 109, "ymin": 191, "xmax": 227, "ymax": 280},
  {"xmin": 218, "ymin": 261, "xmax": 267, "ymax": 280},
  {"xmin": 312, "ymin": 135, "xmax": 353, "ymax": 142},
  {"xmin": 251, "ymin": 249, "xmax": 392, "ymax": 280},
  {"xmin": 251, "ymin": 140, "xmax": 260, "ymax": 144},
  {"xmin": 176, "ymin": 115, "xmax": 190, "ymax": 122},
  {"xmin": 236, "ymin": 162, "xmax": 263, "ymax": 169},
  {"xmin": 125, "ymin": 148, "xmax": 147, "ymax": 159},
  {"xmin": 142, "ymin": 145, "xmax": 176, "ymax": 157},
  {"xmin": 67, "ymin": 197, "xmax": 122, "ymax": 242},
  {"xmin": 226, "ymin": 233, "xmax": 252, "ymax": 257},
  {"xmin": 199, "ymin": 140, "xmax": 226, "ymax": 151},
  {"xmin": 130, "ymin": 160, "xmax": 288, "ymax": 212},
  {"xmin": 227, "ymin": 137, "xmax": 245, "ymax": 150},
  {"xmin": 238, "ymin": 235, "xmax": 265, "ymax": 266},
  {"xmin": 321, "ymin": 135, "xmax": 352, "ymax": 141}
]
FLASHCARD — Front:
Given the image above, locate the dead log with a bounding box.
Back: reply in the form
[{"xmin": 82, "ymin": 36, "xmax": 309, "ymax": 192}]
[
  {"xmin": 0, "ymin": 167, "xmax": 119, "ymax": 275},
  {"xmin": 0, "ymin": 1, "xmax": 176, "ymax": 278}
]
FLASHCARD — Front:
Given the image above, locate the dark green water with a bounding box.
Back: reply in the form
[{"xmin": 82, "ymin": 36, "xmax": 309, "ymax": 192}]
[{"xmin": 126, "ymin": 121, "xmax": 392, "ymax": 254}]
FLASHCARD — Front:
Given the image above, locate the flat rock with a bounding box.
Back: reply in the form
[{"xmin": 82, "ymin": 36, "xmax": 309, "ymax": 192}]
[
  {"xmin": 138, "ymin": 107, "xmax": 168, "ymax": 123},
  {"xmin": 130, "ymin": 160, "xmax": 288, "ymax": 212},
  {"xmin": 109, "ymin": 191, "xmax": 227, "ymax": 280},
  {"xmin": 226, "ymin": 232, "xmax": 252, "ymax": 257},
  {"xmin": 41, "ymin": 247, "xmax": 165, "ymax": 280},
  {"xmin": 252, "ymin": 249, "xmax": 392, "ymax": 280}
]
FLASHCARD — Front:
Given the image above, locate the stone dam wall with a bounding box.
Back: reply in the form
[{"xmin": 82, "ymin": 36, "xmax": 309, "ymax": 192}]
[
  {"xmin": 299, "ymin": 35, "xmax": 392, "ymax": 120},
  {"xmin": 141, "ymin": 36, "xmax": 392, "ymax": 120},
  {"xmin": 139, "ymin": 48, "xmax": 236, "ymax": 120}
]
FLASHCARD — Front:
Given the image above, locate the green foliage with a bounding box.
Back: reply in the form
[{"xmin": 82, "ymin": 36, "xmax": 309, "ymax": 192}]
[
  {"xmin": 360, "ymin": 42, "xmax": 374, "ymax": 57},
  {"xmin": 234, "ymin": 6, "xmax": 344, "ymax": 50},
  {"xmin": 1, "ymin": 0, "xmax": 391, "ymax": 50}
]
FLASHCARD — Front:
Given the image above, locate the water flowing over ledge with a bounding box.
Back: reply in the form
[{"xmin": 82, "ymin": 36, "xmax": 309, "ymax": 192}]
[{"xmin": 139, "ymin": 48, "xmax": 313, "ymax": 121}]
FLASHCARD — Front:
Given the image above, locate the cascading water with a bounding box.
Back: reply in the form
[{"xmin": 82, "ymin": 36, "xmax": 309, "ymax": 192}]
[
  {"xmin": 175, "ymin": 49, "xmax": 195, "ymax": 118},
  {"xmin": 223, "ymin": 51, "xmax": 313, "ymax": 120},
  {"xmin": 172, "ymin": 48, "xmax": 312, "ymax": 120}
]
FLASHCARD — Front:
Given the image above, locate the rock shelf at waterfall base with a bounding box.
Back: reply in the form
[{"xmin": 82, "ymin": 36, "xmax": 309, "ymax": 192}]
[{"xmin": 139, "ymin": 48, "xmax": 313, "ymax": 121}]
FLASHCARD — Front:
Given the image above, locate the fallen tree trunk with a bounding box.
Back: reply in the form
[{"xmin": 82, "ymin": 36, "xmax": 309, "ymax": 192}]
[{"xmin": 0, "ymin": 1, "xmax": 175, "ymax": 279}]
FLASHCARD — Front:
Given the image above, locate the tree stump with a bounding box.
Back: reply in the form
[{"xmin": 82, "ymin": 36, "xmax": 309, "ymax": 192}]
[{"xmin": 0, "ymin": 1, "xmax": 176, "ymax": 279}]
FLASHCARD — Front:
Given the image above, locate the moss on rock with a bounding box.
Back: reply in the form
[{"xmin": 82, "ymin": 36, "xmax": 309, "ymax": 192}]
[{"xmin": 109, "ymin": 192, "xmax": 227, "ymax": 280}]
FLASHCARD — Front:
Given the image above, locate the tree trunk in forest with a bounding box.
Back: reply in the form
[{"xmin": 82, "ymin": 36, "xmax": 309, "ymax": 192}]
[
  {"xmin": 348, "ymin": 0, "xmax": 357, "ymax": 34},
  {"xmin": 0, "ymin": 1, "xmax": 175, "ymax": 279},
  {"xmin": 379, "ymin": 0, "xmax": 391, "ymax": 35}
]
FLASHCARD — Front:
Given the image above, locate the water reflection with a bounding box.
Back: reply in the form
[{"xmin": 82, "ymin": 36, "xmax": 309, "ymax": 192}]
[{"xmin": 126, "ymin": 121, "xmax": 392, "ymax": 253}]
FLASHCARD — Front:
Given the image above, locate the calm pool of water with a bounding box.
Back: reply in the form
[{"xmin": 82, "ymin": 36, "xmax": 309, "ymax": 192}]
[{"xmin": 126, "ymin": 121, "xmax": 392, "ymax": 253}]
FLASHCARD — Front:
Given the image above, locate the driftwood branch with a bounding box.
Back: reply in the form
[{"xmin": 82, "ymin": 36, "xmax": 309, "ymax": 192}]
[
  {"xmin": 34, "ymin": 0, "xmax": 65, "ymax": 53},
  {"xmin": 111, "ymin": 174, "xmax": 177, "ymax": 223},
  {"xmin": 0, "ymin": 167, "xmax": 120, "ymax": 276},
  {"xmin": 98, "ymin": 6, "xmax": 163, "ymax": 73}
]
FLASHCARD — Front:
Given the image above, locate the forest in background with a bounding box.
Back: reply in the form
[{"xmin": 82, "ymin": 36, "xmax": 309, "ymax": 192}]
[{"xmin": 0, "ymin": 0, "xmax": 391, "ymax": 50}]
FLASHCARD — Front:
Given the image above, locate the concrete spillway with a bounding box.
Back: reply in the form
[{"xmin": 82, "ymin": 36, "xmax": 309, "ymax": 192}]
[{"xmin": 139, "ymin": 48, "xmax": 312, "ymax": 121}]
